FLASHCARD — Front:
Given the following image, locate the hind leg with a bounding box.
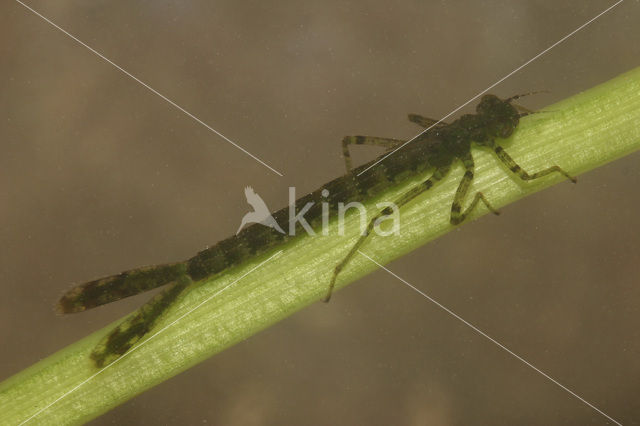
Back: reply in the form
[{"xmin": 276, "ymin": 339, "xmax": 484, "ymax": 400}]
[{"xmin": 325, "ymin": 165, "xmax": 450, "ymax": 302}]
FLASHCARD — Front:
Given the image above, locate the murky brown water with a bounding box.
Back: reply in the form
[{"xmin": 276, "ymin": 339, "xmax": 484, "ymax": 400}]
[{"xmin": 1, "ymin": 1, "xmax": 638, "ymax": 424}]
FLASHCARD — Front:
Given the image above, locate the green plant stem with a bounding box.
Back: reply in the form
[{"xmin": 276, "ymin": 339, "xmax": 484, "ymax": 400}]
[{"xmin": 3, "ymin": 67, "xmax": 640, "ymax": 425}]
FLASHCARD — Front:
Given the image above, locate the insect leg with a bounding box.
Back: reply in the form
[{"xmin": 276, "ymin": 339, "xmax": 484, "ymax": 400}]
[
  {"xmin": 407, "ymin": 114, "xmax": 448, "ymax": 128},
  {"xmin": 493, "ymin": 145, "xmax": 577, "ymax": 183},
  {"xmin": 90, "ymin": 273, "xmax": 194, "ymax": 368},
  {"xmin": 342, "ymin": 136, "xmax": 404, "ymax": 172},
  {"xmin": 450, "ymin": 153, "xmax": 500, "ymax": 225},
  {"xmin": 324, "ymin": 165, "xmax": 450, "ymax": 302}
]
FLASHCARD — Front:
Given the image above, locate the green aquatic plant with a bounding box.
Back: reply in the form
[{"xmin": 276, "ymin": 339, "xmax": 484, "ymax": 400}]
[{"xmin": 2, "ymin": 66, "xmax": 640, "ymax": 424}]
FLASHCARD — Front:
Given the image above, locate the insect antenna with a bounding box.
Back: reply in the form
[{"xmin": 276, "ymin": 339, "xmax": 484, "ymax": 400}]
[
  {"xmin": 507, "ymin": 91, "xmax": 553, "ymax": 118},
  {"xmin": 512, "ymin": 103, "xmax": 535, "ymax": 117},
  {"xmin": 514, "ymin": 104, "xmax": 557, "ymax": 118},
  {"xmin": 505, "ymin": 90, "xmax": 549, "ymax": 103}
]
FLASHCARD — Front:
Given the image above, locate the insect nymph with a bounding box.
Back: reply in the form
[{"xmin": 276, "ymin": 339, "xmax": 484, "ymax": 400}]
[{"xmin": 58, "ymin": 94, "xmax": 575, "ymax": 367}]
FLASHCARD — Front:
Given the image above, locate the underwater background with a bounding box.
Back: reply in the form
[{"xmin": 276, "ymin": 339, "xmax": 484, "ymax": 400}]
[{"xmin": 2, "ymin": 1, "xmax": 639, "ymax": 424}]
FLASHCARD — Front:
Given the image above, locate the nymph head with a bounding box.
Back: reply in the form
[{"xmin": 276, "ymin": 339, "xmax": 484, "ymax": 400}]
[{"xmin": 476, "ymin": 94, "xmax": 521, "ymax": 139}]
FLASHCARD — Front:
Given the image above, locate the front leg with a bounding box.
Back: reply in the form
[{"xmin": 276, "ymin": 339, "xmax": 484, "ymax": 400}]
[
  {"xmin": 450, "ymin": 153, "xmax": 500, "ymax": 225},
  {"xmin": 493, "ymin": 145, "xmax": 576, "ymax": 183}
]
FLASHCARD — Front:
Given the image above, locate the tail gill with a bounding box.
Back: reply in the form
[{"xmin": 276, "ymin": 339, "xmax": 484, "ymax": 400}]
[{"xmin": 57, "ymin": 262, "xmax": 187, "ymax": 314}]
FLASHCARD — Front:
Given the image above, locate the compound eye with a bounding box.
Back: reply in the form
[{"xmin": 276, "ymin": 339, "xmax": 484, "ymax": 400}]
[
  {"xmin": 477, "ymin": 94, "xmax": 500, "ymax": 114},
  {"xmin": 500, "ymin": 123, "xmax": 513, "ymax": 138},
  {"xmin": 477, "ymin": 96, "xmax": 491, "ymax": 113}
]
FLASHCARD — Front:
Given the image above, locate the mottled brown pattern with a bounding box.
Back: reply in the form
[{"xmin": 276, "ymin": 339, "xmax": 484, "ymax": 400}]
[
  {"xmin": 57, "ymin": 263, "xmax": 186, "ymax": 313},
  {"xmin": 60, "ymin": 95, "xmax": 576, "ymax": 367},
  {"xmin": 323, "ymin": 95, "xmax": 577, "ymax": 301}
]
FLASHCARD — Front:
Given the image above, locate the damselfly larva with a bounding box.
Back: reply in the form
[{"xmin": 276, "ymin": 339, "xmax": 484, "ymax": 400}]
[{"xmin": 58, "ymin": 94, "xmax": 575, "ymax": 367}]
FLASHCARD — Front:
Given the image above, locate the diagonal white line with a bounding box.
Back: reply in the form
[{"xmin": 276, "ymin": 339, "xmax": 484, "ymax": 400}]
[
  {"xmin": 357, "ymin": 0, "xmax": 624, "ymax": 176},
  {"xmin": 18, "ymin": 250, "xmax": 283, "ymax": 425},
  {"xmin": 357, "ymin": 250, "xmax": 622, "ymax": 426},
  {"xmin": 14, "ymin": 0, "xmax": 284, "ymax": 177}
]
